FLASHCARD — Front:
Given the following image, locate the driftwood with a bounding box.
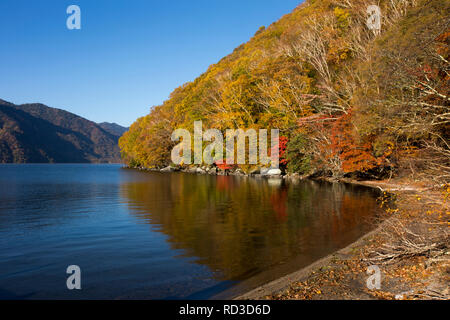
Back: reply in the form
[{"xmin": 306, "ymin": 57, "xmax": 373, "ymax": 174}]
[{"xmin": 365, "ymin": 217, "xmax": 449, "ymax": 265}]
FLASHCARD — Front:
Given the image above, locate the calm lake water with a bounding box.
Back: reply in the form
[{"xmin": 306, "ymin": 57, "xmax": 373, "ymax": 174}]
[{"xmin": 0, "ymin": 164, "xmax": 382, "ymax": 299}]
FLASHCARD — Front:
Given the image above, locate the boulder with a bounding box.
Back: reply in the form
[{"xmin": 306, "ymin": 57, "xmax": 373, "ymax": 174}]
[
  {"xmin": 160, "ymin": 166, "xmax": 175, "ymax": 172},
  {"xmin": 232, "ymin": 168, "xmax": 245, "ymax": 176},
  {"xmin": 266, "ymin": 168, "xmax": 282, "ymax": 176},
  {"xmin": 187, "ymin": 167, "xmax": 198, "ymax": 173},
  {"xmin": 196, "ymin": 167, "xmax": 206, "ymax": 174}
]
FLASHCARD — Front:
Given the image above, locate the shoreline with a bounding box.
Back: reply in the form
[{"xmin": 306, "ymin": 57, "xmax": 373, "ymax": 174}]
[
  {"xmin": 127, "ymin": 166, "xmax": 448, "ymax": 300},
  {"xmin": 229, "ymin": 179, "xmax": 395, "ymax": 300},
  {"xmin": 235, "ymin": 180, "xmax": 448, "ymax": 300},
  {"xmin": 129, "ymin": 166, "xmax": 391, "ymax": 298},
  {"xmin": 234, "ymin": 216, "xmax": 387, "ymax": 300}
]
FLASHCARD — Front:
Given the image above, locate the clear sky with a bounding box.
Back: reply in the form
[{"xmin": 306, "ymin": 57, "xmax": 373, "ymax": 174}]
[{"xmin": 0, "ymin": 0, "xmax": 302, "ymax": 127}]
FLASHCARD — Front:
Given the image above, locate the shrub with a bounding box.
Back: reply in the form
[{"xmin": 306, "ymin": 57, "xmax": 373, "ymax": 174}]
[{"xmin": 286, "ymin": 133, "xmax": 312, "ymax": 174}]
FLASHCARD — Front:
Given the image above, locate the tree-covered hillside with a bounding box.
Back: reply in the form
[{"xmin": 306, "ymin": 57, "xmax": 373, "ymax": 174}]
[
  {"xmin": 120, "ymin": 0, "xmax": 449, "ymax": 183},
  {"xmin": 0, "ymin": 99, "xmax": 122, "ymax": 163}
]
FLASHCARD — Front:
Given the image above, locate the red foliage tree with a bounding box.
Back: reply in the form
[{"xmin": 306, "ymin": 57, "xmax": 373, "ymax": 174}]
[
  {"xmin": 215, "ymin": 158, "xmax": 235, "ymax": 171},
  {"xmin": 270, "ymin": 136, "xmax": 288, "ymax": 168},
  {"xmin": 330, "ymin": 112, "xmax": 380, "ymax": 174}
]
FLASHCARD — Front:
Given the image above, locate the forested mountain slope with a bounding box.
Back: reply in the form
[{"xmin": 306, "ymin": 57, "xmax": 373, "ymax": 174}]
[
  {"xmin": 98, "ymin": 122, "xmax": 128, "ymax": 137},
  {"xmin": 0, "ymin": 99, "xmax": 122, "ymax": 163},
  {"xmin": 120, "ymin": 0, "xmax": 449, "ymax": 182}
]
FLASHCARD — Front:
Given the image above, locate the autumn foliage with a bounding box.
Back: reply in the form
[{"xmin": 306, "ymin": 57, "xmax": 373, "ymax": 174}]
[
  {"xmin": 330, "ymin": 112, "xmax": 387, "ymax": 174},
  {"xmin": 120, "ymin": 0, "xmax": 449, "ymax": 182}
]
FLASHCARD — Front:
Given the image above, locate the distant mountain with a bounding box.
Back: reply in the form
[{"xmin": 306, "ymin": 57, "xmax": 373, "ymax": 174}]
[
  {"xmin": 98, "ymin": 122, "xmax": 128, "ymax": 137},
  {"xmin": 0, "ymin": 99, "xmax": 122, "ymax": 163}
]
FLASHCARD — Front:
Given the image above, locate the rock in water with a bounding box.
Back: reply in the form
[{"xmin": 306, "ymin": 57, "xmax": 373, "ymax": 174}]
[
  {"xmin": 266, "ymin": 168, "xmax": 282, "ymax": 176},
  {"xmin": 196, "ymin": 167, "xmax": 205, "ymax": 174}
]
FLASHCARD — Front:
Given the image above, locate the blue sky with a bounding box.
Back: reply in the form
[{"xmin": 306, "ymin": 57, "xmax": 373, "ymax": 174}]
[{"xmin": 0, "ymin": 0, "xmax": 301, "ymax": 127}]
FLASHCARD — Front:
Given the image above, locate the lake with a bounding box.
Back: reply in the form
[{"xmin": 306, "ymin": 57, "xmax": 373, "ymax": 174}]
[{"xmin": 0, "ymin": 164, "xmax": 382, "ymax": 299}]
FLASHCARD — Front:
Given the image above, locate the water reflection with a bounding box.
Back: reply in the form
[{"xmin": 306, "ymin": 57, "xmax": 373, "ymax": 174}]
[
  {"xmin": 120, "ymin": 171, "xmax": 381, "ymax": 284},
  {"xmin": 0, "ymin": 165, "xmax": 382, "ymax": 299}
]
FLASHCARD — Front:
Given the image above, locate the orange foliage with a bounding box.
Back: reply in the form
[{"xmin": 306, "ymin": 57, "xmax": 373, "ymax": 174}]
[{"xmin": 330, "ymin": 112, "xmax": 383, "ymax": 174}]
